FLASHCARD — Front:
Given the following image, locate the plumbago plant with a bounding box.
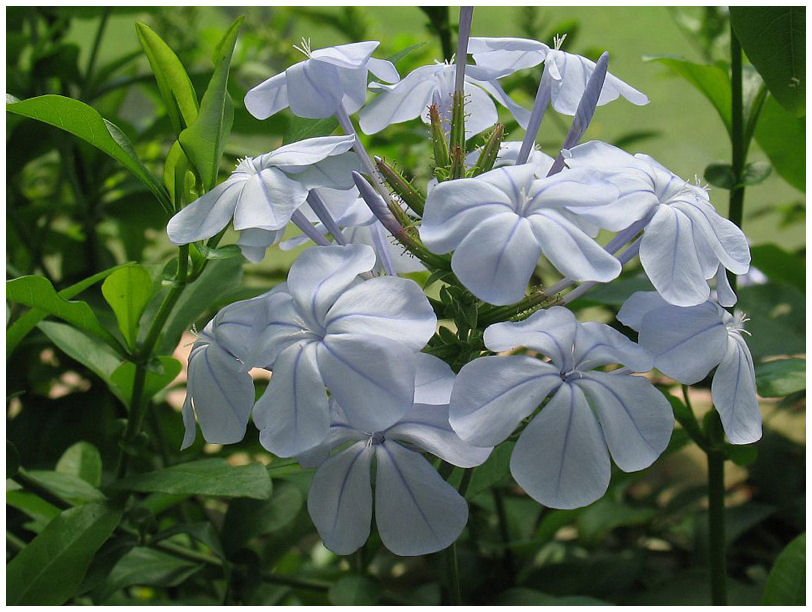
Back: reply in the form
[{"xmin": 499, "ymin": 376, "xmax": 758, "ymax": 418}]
[{"xmin": 6, "ymin": 6, "xmax": 805, "ymax": 607}]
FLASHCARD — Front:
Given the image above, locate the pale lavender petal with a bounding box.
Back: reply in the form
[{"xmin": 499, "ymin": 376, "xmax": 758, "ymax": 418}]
[
  {"xmin": 420, "ymin": 177, "xmax": 517, "ymax": 254},
  {"xmin": 484, "ymin": 306, "xmax": 578, "ymax": 370},
  {"xmin": 285, "ymin": 59, "xmax": 343, "ymax": 119},
  {"xmin": 263, "ymin": 135, "xmax": 356, "ymax": 168},
  {"xmin": 712, "ymin": 334, "xmax": 762, "ymax": 444},
  {"xmin": 528, "ymin": 209, "xmax": 621, "ymax": 282},
  {"xmin": 450, "ymin": 355, "xmax": 561, "ymax": 446},
  {"xmin": 248, "ymin": 289, "xmax": 312, "ymax": 368},
  {"xmin": 286, "ymin": 244, "xmax": 375, "ymax": 327},
  {"xmin": 575, "ymin": 371, "xmax": 673, "ymax": 472},
  {"xmin": 166, "ymin": 178, "xmax": 243, "ymax": 244},
  {"xmin": 237, "ymin": 228, "xmax": 284, "ymax": 263},
  {"xmin": 638, "ymin": 301, "xmax": 728, "ymax": 384},
  {"xmin": 715, "ymin": 264, "xmax": 738, "ymax": 307},
  {"xmin": 317, "ymin": 335, "xmax": 416, "ymax": 432},
  {"xmin": 244, "ymin": 71, "xmax": 289, "ymax": 120},
  {"xmin": 616, "ymin": 291, "xmax": 669, "ymax": 331},
  {"xmin": 511, "ymin": 383, "xmax": 610, "ymax": 509},
  {"xmin": 639, "ymin": 205, "xmax": 710, "ymax": 306},
  {"xmin": 291, "ymin": 153, "xmax": 362, "ymax": 191},
  {"xmin": 325, "ymin": 276, "xmax": 437, "ymax": 350},
  {"xmin": 374, "ymin": 440, "xmax": 468, "ymax": 556},
  {"xmin": 186, "ymin": 342, "xmax": 254, "ymax": 445},
  {"xmin": 367, "ymin": 57, "xmax": 399, "ymax": 83},
  {"xmin": 469, "ymin": 76, "xmax": 531, "ymax": 129},
  {"xmin": 574, "ymin": 321, "xmax": 653, "ymax": 372},
  {"xmin": 181, "ymin": 396, "xmax": 197, "ymax": 450},
  {"xmin": 309, "ymin": 41, "xmax": 379, "ymax": 69},
  {"xmin": 233, "ymin": 167, "xmax": 309, "ymax": 231},
  {"xmin": 359, "ymin": 75, "xmax": 437, "ymax": 134},
  {"xmin": 468, "ymin": 36, "xmax": 548, "ymax": 75},
  {"xmin": 413, "ymin": 353, "xmax": 456, "ymax": 405},
  {"xmin": 254, "ymin": 341, "xmax": 329, "ymax": 458},
  {"xmin": 308, "ymin": 441, "xmax": 374, "ymax": 555},
  {"xmin": 451, "ymin": 213, "xmax": 541, "ymax": 305},
  {"xmin": 462, "ymin": 80, "xmax": 499, "ymax": 137}
]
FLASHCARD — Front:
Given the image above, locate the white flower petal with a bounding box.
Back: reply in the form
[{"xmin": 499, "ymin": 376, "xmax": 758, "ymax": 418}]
[
  {"xmin": 715, "ymin": 264, "xmax": 738, "ymax": 307},
  {"xmin": 420, "ymin": 176, "xmax": 517, "ymax": 254},
  {"xmin": 712, "ymin": 334, "xmax": 762, "ymax": 444},
  {"xmin": 450, "ymin": 355, "xmax": 561, "ymax": 446},
  {"xmin": 309, "ymin": 41, "xmax": 380, "ymax": 69},
  {"xmin": 484, "ymin": 306, "xmax": 578, "ymax": 369},
  {"xmin": 639, "ymin": 205, "xmax": 710, "ymax": 306},
  {"xmin": 263, "ymin": 135, "xmax": 356, "ymax": 168},
  {"xmin": 237, "ymin": 227, "xmax": 284, "ymax": 263},
  {"xmin": 468, "ymin": 36, "xmax": 549, "ymax": 75},
  {"xmin": 616, "ymin": 291, "xmax": 669, "ymax": 331},
  {"xmin": 575, "ymin": 371, "xmax": 673, "ymax": 472},
  {"xmin": 462, "ymin": 81, "xmax": 499, "ymax": 137},
  {"xmin": 325, "ymin": 276, "xmax": 437, "ymax": 350},
  {"xmin": 291, "ymin": 153, "xmax": 362, "ymax": 191},
  {"xmin": 166, "ymin": 178, "xmax": 244, "ymax": 245},
  {"xmin": 374, "ymin": 440, "xmax": 468, "ymax": 556},
  {"xmin": 528, "ymin": 209, "xmax": 621, "ymax": 282},
  {"xmin": 638, "ymin": 300, "xmax": 728, "ymax": 384},
  {"xmin": 367, "ymin": 57, "xmax": 399, "ymax": 83},
  {"xmin": 254, "ymin": 342, "xmax": 329, "ymax": 458},
  {"xmin": 307, "ymin": 441, "xmax": 374, "ymax": 555},
  {"xmin": 511, "ymin": 383, "xmax": 610, "ymax": 509},
  {"xmin": 574, "ymin": 321, "xmax": 652, "ymax": 372},
  {"xmin": 413, "ymin": 353, "xmax": 456, "ymax": 405},
  {"xmin": 232, "ymin": 167, "xmax": 309, "ymax": 231},
  {"xmin": 248, "ymin": 289, "xmax": 311, "ymax": 369},
  {"xmin": 452, "ymin": 213, "xmax": 541, "ymax": 305},
  {"xmin": 186, "ymin": 342, "xmax": 254, "ymax": 445},
  {"xmin": 244, "ymin": 71, "xmax": 289, "ymax": 120},
  {"xmin": 468, "ymin": 77, "xmax": 531, "ymax": 129},
  {"xmin": 317, "ymin": 335, "xmax": 416, "ymax": 432},
  {"xmin": 386, "ymin": 403, "xmax": 492, "ymax": 468},
  {"xmin": 359, "ymin": 75, "xmax": 437, "ymax": 134},
  {"xmin": 181, "ymin": 395, "xmax": 197, "ymax": 450},
  {"xmin": 285, "ymin": 59, "xmax": 343, "ymax": 119},
  {"xmin": 286, "ymin": 244, "xmax": 375, "ymax": 327}
]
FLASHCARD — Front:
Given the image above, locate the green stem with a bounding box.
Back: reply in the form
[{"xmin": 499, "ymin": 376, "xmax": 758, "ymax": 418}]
[
  {"xmin": 706, "ymin": 411, "xmax": 727, "ymax": 605},
  {"xmin": 7, "ymin": 531, "xmax": 26, "ymax": 552},
  {"xmin": 727, "ymin": 25, "xmax": 745, "ymax": 294},
  {"xmin": 115, "ymin": 245, "xmax": 190, "ymax": 478},
  {"xmin": 492, "ymin": 487, "xmax": 516, "ymax": 582},
  {"xmin": 445, "ymin": 542, "xmax": 462, "ymax": 605},
  {"xmin": 82, "ymin": 8, "xmax": 111, "ymax": 98}
]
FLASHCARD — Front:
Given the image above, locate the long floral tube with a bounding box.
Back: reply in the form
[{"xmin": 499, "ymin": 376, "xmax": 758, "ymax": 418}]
[
  {"xmin": 517, "ymin": 70, "xmax": 552, "ymax": 165},
  {"xmin": 455, "ymin": 7, "xmax": 474, "ymax": 94},
  {"xmin": 291, "ymin": 209, "xmax": 331, "ymax": 246},
  {"xmin": 306, "ymin": 191, "xmax": 347, "ymax": 245},
  {"xmin": 547, "ymin": 52, "xmax": 609, "ymax": 176}
]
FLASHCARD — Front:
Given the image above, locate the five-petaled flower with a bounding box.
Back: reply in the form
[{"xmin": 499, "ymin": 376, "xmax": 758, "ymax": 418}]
[
  {"xmin": 618, "ymin": 291, "xmax": 762, "ymax": 444},
  {"xmin": 450, "ymin": 306, "xmax": 674, "ymax": 509}
]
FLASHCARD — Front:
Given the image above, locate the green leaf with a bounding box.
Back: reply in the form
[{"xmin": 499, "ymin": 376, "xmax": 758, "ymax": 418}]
[
  {"xmin": 152, "ymin": 521, "xmax": 225, "ymax": 559},
  {"xmin": 26, "ymin": 470, "xmax": 106, "ymax": 504},
  {"xmin": 101, "ymin": 264, "xmax": 155, "ymax": 350},
  {"xmin": 135, "ymin": 22, "xmax": 199, "ymax": 136},
  {"xmin": 465, "ymin": 442, "xmax": 513, "ymax": 499},
  {"xmin": 6, "ymin": 484, "xmax": 61, "ymax": 528},
  {"xmin": 750, "ymin": 244, "xmax": 805, "ymax": 292},
  {"xmin": 283, "ymin": 116, "xmax": 338, "ymax": 144},
  {"xmin": 726, "ymin": 443, "xmax": 758, "ymax": 467},
  {"xmin": 195, "ymin": 243, "xmax": 244, "ymax": 260},
  {"xmin": 645, "ymin": 55, "xmax": 731, "ymax": 133},
  {"xmin": 738, "ymin": 282, "xmax": 805, "ymax": 359},
  {"xmin": 576, "ymin": 499, "xmax": 657, "ymax": 545},
  {"xmin": 112, "ymin": 458, "xmax": 272, "ymax": 499},
  {"xmin": 6, "ymin": 503, "xmax": 121, "ymax": 605},
  {"xmin": 754, "ymin": 95, "xmax": 805, "ymax": 192},
  {"xmin": 762, "ymin": 533, "xmax": 806, "ymax": 604},
  {"xmin": 8, "ymin": 275, "xmax": 120, "ymax": 349},
  {"xmin": 56, "ymin": 442, "xmax": 103, "ymax": 488},
  {"xmin": 755, "ymin": 358, "xmax": 806, "ymax": 397},
  {"xmin": 96, "ymin": 547, "xmax": 202, "ymax": 602},
  {"xmin": 7, "ymin": 440, "xmax": 20, "ymax": 479},
  {"xmin": 156, "ymin": 256, "xmax": 243, "ymax": 355},
  {"xmin": 5, "ymin": 95, "xmax": 170, "ymax": 211},
  {"xmin": 37, "ymin": 321, "xmax": 126, "ymax": 402},
  {"xmin": 179, "ymin": 18, "xmax": 242, "ymax": 190},
  {"xmin": 704, "ymin": 162, "xmax": 736, "ymax": 189},
  {"xmin": 493, "ymin": 588, "xmax": 610, "ymax": 606},
  {"xmin": 222, "ymin": 481, "xmax": 303, "ymax": 555},
  {"xmin": 110, "ymin": 356, "xmax": 182, "ymax": 407},
  {"xmin": 730, "ymin": 7, "xmax": 805, "ymax": 118},
  {"xmin": 329, "ymin": 575, "xmax": 382, "ymax": 606},
  {"xmin": 7, "ymin": 264, "xmax": 128, "ymax": 357}
]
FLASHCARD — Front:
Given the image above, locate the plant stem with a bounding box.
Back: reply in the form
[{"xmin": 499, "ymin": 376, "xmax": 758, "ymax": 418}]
[
  {"xmin": 82, "ymin": 8, "xmax": 111, "ymax": 98},
  {"xmin": 445, "ymin": 543, "xmax": 462, "ymax": 605},
  {"xmin": 492, "ymin": 487, "xmax": 516, "ymax": 582},
  {"xmin": 727, "ymin": 24, "xmax": 745, "ymax": 294},
  {"xmin": 706, "ymin": 411, "xmax": 727, "ymax": 605}
]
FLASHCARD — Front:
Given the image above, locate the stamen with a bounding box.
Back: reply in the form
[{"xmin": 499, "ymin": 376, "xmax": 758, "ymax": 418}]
[
  {"xmin": 292, "ymin": 37, "xmax": 312, "ymax": 58},
  {"xmin": 554, "ymin": 33, "xmax": 568, "ymax": 50}
]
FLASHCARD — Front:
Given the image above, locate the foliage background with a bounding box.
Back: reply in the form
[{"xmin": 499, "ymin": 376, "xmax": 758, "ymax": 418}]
[{"xmin": 6, "ymin": 6, "xmax": 805, "ymax": 606}]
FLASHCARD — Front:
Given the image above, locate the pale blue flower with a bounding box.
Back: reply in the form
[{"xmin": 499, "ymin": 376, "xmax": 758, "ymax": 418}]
[
  {"xmin": 563, "ymin": 141, "xmax": 751, "ymax": 307},
  {"xmin": 618, "ymin": 291, "xmax": 762, "ymax": 444},
  {"xmin": 468, "ymin": 36, "xmax": 648, "ymax": 115},
  {"xmin": 359, "ymin": 61, "xmax": 530, "ymax": 138},
  {"xmin": 420, "ymin": 163, "xmax": 622, "ymax": 305},
  {"xmin": 167, "ymin": 135, "xmax": 359, "ymax": 247},
  {"xmin": 450, "ymin": 306, "xmax": 673, "ymax": 509},
  {"xmin": 245, "ymin": 40, "xmax": 398, "ymax": 120},
  {"xmin": 303, "ymin": 354, "xmax": 491, "ymax": 556},
  {"xmin": 249, "ymin": 244, "xmax": 437, "ymax": 457}
]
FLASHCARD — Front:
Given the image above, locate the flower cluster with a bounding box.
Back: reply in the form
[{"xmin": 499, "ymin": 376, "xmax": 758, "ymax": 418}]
[{"xmin": 170, "ymin": 16, "xmax": 762, "ymax": 558}]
